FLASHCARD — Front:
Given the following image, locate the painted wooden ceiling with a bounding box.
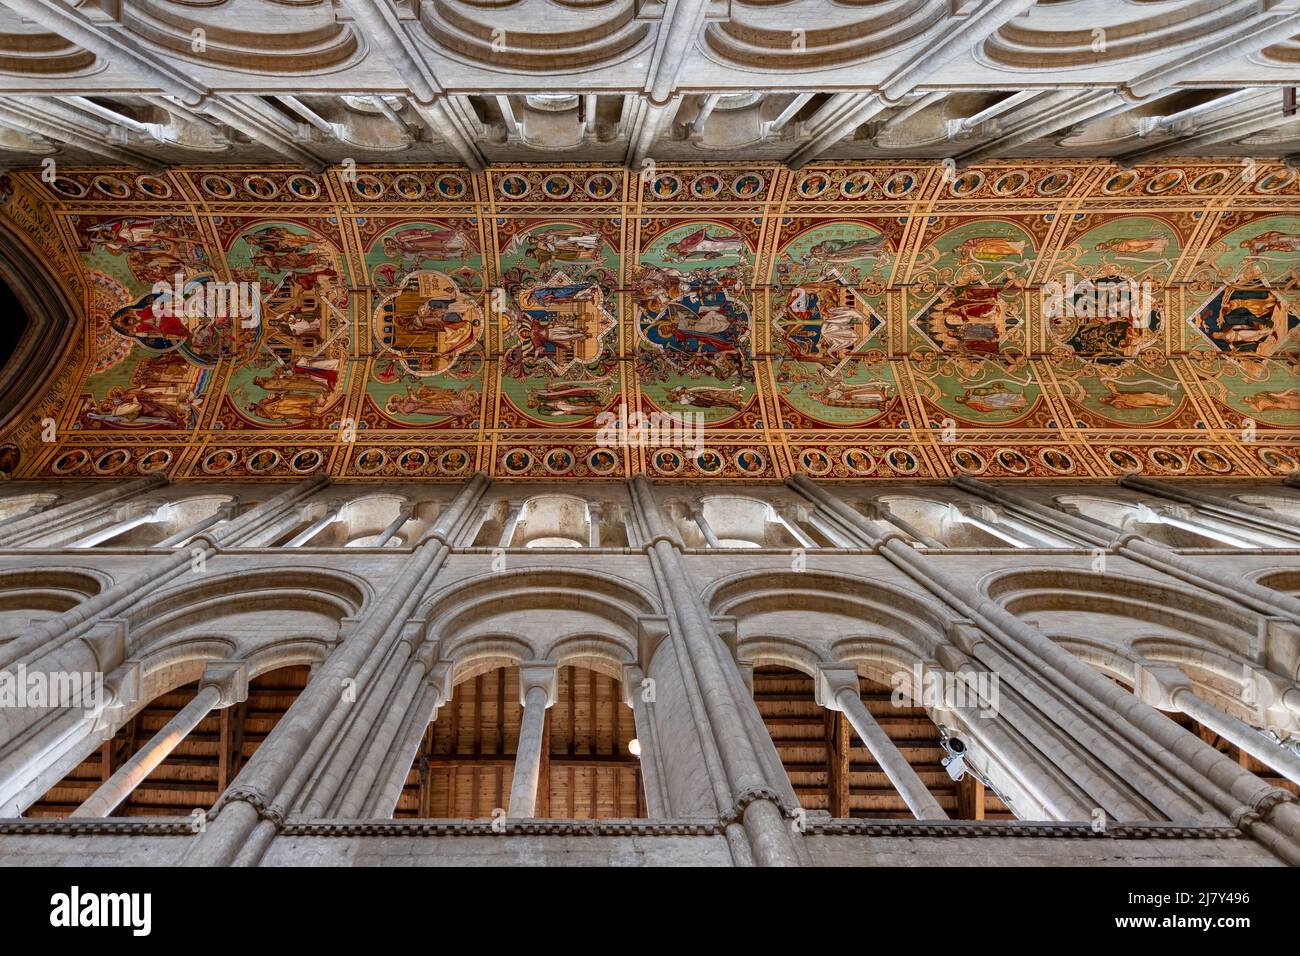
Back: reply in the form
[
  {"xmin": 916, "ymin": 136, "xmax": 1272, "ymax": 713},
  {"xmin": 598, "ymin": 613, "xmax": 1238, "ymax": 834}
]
[{"xmin": 0, "ymin": 159, "xmax": 1297, "ymax": 482}]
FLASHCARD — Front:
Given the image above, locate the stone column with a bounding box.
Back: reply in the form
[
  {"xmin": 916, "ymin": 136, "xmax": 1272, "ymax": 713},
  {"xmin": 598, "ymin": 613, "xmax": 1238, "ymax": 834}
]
[
  {"xmin": 816, "ymin": 665, "xmax": 947, "ymax": 820},
  {"xmin": 369, "ymin": 504, "xmax": 414, "ymax": 548},
  {"xmin": 507, "ymin": 663, "xmax": 557, "ymax": 818},
  {"xmin": 981, "ymin": 508, "xmax": 1077, "ymax": 548},
  {"xmin": 284, "ymin": 505, "xmax": 340, "ymax": 548},
  {"xmin": 71, "ymin": 659, "xmax": 247, "ymax": 818},
  {"xmin": 630, "ymin": 476, "xmax": 803, "ymax": 866},
  {"xmin": 942, "ymin": 624, "xmax": 1157, "ymax": 821},
  {"xmin": 876, "ymin": 508, "xmax": 943, "ymax": 548},
  {"xmin": 1136, "ymin": 662, "xmax": 1300, "ymax": 788},
  {"xmin": 498, "ymin": 500, "xmax": 524, "ymax": 548},
  {"xmin": 587, "ymin": 503, "xmax": 603, "ymax": 548},
  {"xmin": 622, "ymin": 663, "xmax": 670, "ymax": 818},
  {"xmin": 959, "ymin": 508, "xmax": 1028, "ymax": 548},
  {"xmin": 1119, "ymin": 474, "xmax": 1300, "ymax": 539},
  {"xmin": 804, "ymin": 509, "xmax": 859, "ymax": 548},
  {"xmin": 789, "ymin": 475, "xmax": 1300, "ymax": 865},
  {"xmin": 152, "ymin": 501, "xmax": 239, "ymax": 549},
  {"xmin": 70, "ymin": 506, "xmax": 161, "ymax": 548},
  {"xmin": 689, "ymin": 506, "xmax": 721, "ymax": 547},
  {"xmin": 774, "ymin": 506, "xmax": 818, "ymax": 549},
  {"xmin": 181, "ymin": 473, "xmax": 490, "ymax": 867},
  {"xmin": 0, "ymin": 479, "xmax": 331, "ymax": 778},
  {"xmin": 363, "ymin": 660, "xmax": 453, "ymax": 819},
  {"xmin": 951, "ymin": 475, "xmax": 1300, "ymax": 624},
  {"xmin": 0, "ymin": 474, "xmax": 166, "ymax": 547},
  {"xmin": 320, "ymin": 639, "xmax": 445, "ymax": 818}
]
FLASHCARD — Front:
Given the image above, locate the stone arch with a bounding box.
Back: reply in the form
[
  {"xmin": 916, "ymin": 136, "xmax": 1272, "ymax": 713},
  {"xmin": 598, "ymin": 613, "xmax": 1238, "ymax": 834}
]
[
  {"xmin": 1053, "ymin": 635, "xmax": 1137, "ymax": 685},
  {"xmin": 982, "ymin": 566, "xmax": 1259, "ymax": 657},
  {"xmin": 512, "ymin": 494, "xmax": 592, "ymax": 549},
  {"xmin": 0, "ymin": 567, "xmax": 107, "ymax": 638},
  {"xmin": 983, "ymin": 2, "xmax": 1251, "ymax": 70},
  {"xmin": 547, "ymin": 633, "xmax": 634, "ymax": 680},
  {"xmin": 0, "ymin": 215, "xmax": 82, "ymax": 432},
  {"xmin": 676, "ymin": 494, "xmax": 803, "ymax": 549},
  {"xmin": 735, "ymin": 635, "xmax": 823, "ymax": 677},
  {"xmin": 315, "ymin": 492, "xmax": 418, "ymax": 548},
  {"xmin": 874, "ymin": 494, "xmax": 1017, "ymax": 549},
  {"xmin": 25, "ymin": 636, "xmax": 322, "ymax": 818},
  {"xmin": 449, "ymin": 634, "xmax": 536, "ymax": 683},
  {"xmin": 1251, "ymin": 568, "xmax": 1300, "ymax": 597},
  {"xmin": 134, "ymin": 565, "xmax": 366, "ymax": 622},
  {"xmin": 707, "ymin": 567, "xmax": 951, "ymax": 658},
  {"xmin": 424, "ymin": 566, "xmax": 658, "ymax": 665},
  {"xmin": 710, "ymin": 568, "xmax": 1028, "ymax": 820}
]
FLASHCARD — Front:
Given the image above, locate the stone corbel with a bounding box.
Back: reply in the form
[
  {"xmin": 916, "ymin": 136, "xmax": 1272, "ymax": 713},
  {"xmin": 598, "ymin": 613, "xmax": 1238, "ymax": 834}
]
[
  {"xmin": 1249, "ymin": 667, "xmax": 1300, "ymax": 731},
  {"xmin": 945, "ymin": 619, "xmax": 986, "ymax": 656},
  {"xmin": 410, "ymin": 637, "xmax": 440, "ymax": 674},
  {"xmin": 1132, "ymin": 660, "xmax": 1194, "ymax": 711},
  {"xmin": 712, "ymin": 615, "xmax": 738, "ymax": 658},
  {"xmin": 79, "ymin": 617, "xmax": 130, "ymax": 674},
  {"xmin": 814, "ymin": 663, "xmax": 860, "ymax": 711},
  {"xmin": 92, "ymin": 656, "xmax": 144, "ymax": 739},
  {"xmin": 425, "ymin": 659, "xmax": 455, "ymax": 714},
  {"xmin": 636, "ymin": 614, "xmax": 672, "ymax": 669},
  {"xmin": 1262, "ymin": 618, "xmax": 1300, "ymax": 682},
  {"xmin": 933, "ymin": 642, "xmax": 965, "ymax": 672},
  {"xmin": 199, "ymin": 658, "xmax": 250, "ymax": 709},
  {"xmin": 517, "ymin": 661, "xmax": 558, "ymax": 708},
  {"xmin": 331, "ymin": 616, "xmax": 362, "ymax": 650},
  {"xmin": 734, "ymin": 659, "xmax": 754, "ymax": 694},
  {"xmin": 620, "ymin": 663, "xmax": 647, "ymax": 708},
  {"xmin": 396, "ymin": 616, "xmax": 426, "ymax": 654}
]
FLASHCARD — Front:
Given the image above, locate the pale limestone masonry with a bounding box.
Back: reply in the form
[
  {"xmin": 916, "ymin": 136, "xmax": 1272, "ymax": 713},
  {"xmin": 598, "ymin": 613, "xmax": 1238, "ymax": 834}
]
[
  {"xmin": 0, "ymin": 0, "xmax": 1295, "ymax": 168},
  {"xmin": 1, "ymin": 473, "xmax": 1299, "ymax": 866}
]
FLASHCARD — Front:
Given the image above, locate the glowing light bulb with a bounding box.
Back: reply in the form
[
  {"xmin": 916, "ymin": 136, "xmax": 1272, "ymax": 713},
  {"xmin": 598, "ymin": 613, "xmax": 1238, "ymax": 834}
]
[{"xmin": 627, "ymin": 738, "xmax": 641, "ymax": 757}]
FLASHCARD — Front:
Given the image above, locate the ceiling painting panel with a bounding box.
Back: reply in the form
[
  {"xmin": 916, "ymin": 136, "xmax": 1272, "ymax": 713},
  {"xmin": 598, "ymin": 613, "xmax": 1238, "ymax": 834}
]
[{"xmin": 0, "ymin": 160, "xmax": 1295, "ymax": 483}]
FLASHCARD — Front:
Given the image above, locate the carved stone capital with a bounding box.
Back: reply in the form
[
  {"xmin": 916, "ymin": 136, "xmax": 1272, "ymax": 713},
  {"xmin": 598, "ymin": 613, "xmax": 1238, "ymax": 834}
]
[
  {"xmin": 1132, "ymin": 661, "xmax": 1193, "ymax": 711},
  {"xmin": 517, "ymin": 661, "xmax": 558, "ymax": 707},
  {"xmin": 814, "ymin": 663, "xmax": 860, "ymax": 711},
  {"xmin": 79, "ymin": 617, "xmax": 129, "ymax": 674},
  {"xmin": 200, "ymin": 658, "xmax": 250, "ymax": 708},
  {"xmin": 637, "ymin": 614, "xmax": 672, "ymax": 669}
]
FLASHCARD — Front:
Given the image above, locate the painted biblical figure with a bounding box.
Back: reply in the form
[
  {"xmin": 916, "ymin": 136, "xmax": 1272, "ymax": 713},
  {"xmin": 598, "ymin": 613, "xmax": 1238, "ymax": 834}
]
[
  {"xmin": 775, "ymin": 272, "xmax": 883, "ymax": 372},
  {"xmin": 375, "ymin": 270, "xmax": 481, "ymax": 376},
  {"xmin": 510, "ymin": 273, "xmax": 616, "ymax": 376},
  {"xmin": 1193, "ymin": 282, "xmax": 1297, "ymax": 355},
  {"xmin": 913, "ymin": 283, "xmax": 1023, "ymax": 355}
]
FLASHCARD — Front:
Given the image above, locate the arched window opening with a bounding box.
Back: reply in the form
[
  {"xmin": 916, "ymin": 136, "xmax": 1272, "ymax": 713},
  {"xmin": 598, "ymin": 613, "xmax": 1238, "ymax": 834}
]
[
  {"xmin": 74, "ymin": 494, "xmax": 234, "ymax": 549},
  {"xmin": 525, "ymin": 536, "xmax": 582, "ymax": 549},
  {"xmin": 1103, "ymin": 671, "xmax": 1300, "ymax": 803},
  {"xmin": 688, "ymin": 496, "xmax": 806, "ymax": 549},
  {"xmin": 26, "ymin": 665, "xmax": 310, "ymax": 818},
  {"xmin": 875, "ymin": 496, "xmax": 1027, "ymax": 549},
  {"xmin": 751, "ymin": 666, "xmax": 1014, "ymax": 820},
  {"xmin": 0, "ymin": 570, "xmax": 101, "ymax": 639},
  {"xmin": 1234, "ymin": 494, "xmax": 1300, "ymax": 521},
  {"xmin": 307, "ymin": 494, "xmax": 414, "ymax": 548},
  {"xmin": 0, "ymin": 492, "xmax": 58, "ymax": 523},
  {"xmin": 493, "ymin": 495, "xmax": 594, "ymax": 549},
  {"xmin": 1055, "ymin": 494, "xmax": 1281, "ymax": 549},
  {"xmin": 393, "ymin": 664, "xmax": 647, "ymax": 819}
]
